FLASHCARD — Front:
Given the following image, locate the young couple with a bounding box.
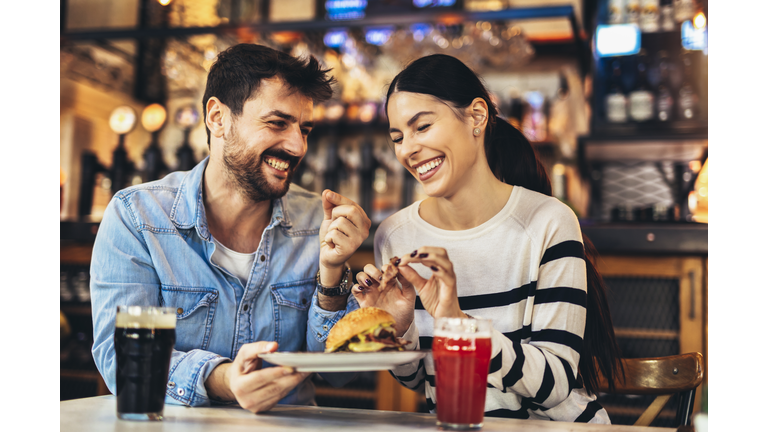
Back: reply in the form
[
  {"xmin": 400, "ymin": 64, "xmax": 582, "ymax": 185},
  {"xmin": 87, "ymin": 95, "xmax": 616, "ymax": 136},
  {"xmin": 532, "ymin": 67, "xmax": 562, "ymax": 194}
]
[{"xmin": 90, "ymin": 43, "xmax": 621, "ymax": 423}]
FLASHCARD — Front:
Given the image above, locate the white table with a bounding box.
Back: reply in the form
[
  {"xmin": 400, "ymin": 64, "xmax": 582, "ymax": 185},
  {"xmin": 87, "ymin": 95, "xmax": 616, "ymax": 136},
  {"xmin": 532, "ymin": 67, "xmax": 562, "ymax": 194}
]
[{"xmin": 60, "ymin": 396, "xmax": 677, "ymax": 432}]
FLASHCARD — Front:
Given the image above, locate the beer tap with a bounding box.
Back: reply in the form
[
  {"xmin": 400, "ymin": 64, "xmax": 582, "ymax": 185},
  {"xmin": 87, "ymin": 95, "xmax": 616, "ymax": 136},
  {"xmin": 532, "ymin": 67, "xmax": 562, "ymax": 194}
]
[
  {"xmin": 174, "ymin": 105, "xmax": 200, "ymax": 172},
  {"xmin": 359, "ymin": 139, "xmax": 375, "ymax": 220},
  {"xmin": 140, "ymin": 103, "xmax": 168, "ymax": 183},
  {"xmin": 78, "ymin": 106, "xmax": 138, "ymax": 218}
]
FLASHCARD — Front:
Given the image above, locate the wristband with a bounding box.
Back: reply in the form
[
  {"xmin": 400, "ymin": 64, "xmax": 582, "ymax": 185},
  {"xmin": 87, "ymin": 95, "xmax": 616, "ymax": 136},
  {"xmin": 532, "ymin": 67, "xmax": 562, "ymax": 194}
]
[{"xmin": 316, "ymin": 266, "xmax": 352, "ymax": 297}]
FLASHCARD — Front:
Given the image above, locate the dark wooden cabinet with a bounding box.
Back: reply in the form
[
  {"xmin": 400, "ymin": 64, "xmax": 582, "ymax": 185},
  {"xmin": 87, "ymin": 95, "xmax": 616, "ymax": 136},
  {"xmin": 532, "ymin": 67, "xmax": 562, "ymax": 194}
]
[{"xmin": 594, "ymin": 253, "xmax": 707, "ymax": 426}]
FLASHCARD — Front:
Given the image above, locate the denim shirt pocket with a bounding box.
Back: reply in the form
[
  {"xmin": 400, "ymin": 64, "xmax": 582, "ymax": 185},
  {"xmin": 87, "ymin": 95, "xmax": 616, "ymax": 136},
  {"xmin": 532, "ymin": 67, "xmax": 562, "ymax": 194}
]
[
  {"xmin": 160, "ymin": 286, "xmax": 218, "ymax": 352},
  {"xmin": 271, "ymin": 278, "xmax": 315, "ymax": 352}
]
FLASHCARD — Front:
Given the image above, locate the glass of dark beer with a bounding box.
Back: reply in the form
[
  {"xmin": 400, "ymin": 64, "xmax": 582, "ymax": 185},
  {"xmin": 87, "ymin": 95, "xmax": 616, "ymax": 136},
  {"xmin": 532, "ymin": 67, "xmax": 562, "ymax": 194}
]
[{"xmin": 114, "ymin": 306, "xmax": 176, "ymax": 421}]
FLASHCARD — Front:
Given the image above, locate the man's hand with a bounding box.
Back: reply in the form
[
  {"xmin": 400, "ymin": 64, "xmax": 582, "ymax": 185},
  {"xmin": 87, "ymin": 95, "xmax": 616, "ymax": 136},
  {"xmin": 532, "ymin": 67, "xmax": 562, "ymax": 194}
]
[
  {"xmin": 319, "ymin": 189, "xmax": 371, "ymax": 272},
  {"xmin": 317, "ymin": 189, "xmax": 371, "ymax": 311},
  {"xmin": 205, "ymin": 341, "xmax": 310, "ymax": 413}
]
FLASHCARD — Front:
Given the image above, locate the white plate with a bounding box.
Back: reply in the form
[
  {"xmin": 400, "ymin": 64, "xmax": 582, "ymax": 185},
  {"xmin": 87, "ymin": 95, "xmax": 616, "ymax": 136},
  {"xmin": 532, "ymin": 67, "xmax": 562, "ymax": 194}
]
[{"xmin": 259, "ymin": 350, "xmax": 429, "ymax": 372}]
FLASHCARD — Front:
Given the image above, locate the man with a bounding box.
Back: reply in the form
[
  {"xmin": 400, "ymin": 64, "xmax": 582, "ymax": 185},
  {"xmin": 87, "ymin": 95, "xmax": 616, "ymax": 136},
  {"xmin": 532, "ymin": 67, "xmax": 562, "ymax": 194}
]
[{"xmin": 90, "ymin": 44, "xmax": 369, "ymax": 413}]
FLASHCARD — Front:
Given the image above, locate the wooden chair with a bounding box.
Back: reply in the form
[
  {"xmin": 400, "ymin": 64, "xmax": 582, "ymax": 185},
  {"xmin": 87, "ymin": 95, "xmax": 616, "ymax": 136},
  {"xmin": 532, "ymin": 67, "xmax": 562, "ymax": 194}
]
[{"xmin": 597, "ymin": 352, "xmax": 704, "ymax": 427}]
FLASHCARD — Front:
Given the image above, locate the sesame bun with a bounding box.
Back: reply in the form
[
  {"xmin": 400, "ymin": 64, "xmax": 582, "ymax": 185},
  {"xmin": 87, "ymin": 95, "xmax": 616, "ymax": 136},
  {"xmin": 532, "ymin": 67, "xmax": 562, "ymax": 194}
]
[{"xmin": 325, "ymin": 307, "xmax": 396, "ymax": 352}]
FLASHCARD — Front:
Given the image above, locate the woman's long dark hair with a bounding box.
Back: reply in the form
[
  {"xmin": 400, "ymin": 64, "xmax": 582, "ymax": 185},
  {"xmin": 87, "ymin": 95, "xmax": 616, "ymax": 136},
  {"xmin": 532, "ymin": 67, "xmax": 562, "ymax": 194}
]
[{"xmin": 386, "ymin": 54, "xmax": 623, "ymax": 395}]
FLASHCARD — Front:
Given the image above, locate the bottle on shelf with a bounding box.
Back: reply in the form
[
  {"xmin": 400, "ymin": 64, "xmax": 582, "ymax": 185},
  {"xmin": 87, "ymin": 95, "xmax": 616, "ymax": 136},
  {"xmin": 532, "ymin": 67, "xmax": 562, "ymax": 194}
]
[
  {"xmin": 521, "ymin": 91, "xmax": 548, "ymax": 142},
  {"xmin": 61, "ymin": 270, "xmax": 74, "ymax": 302},
  {"xmin": 655, "ymin": 50, "xmax": 675, "ymax": 122},
  {"xmin": 605, "ymin": 60, "xmax": 629, "ymax": 123},
  {"xmin": 639, "ymin": 0, "xmax": 660, "ymax": 33},
  {"xmin": 628, "ymin": 50, "xmax": 655, "ymax": 122},
  {"xmin": 660, "ymin": 0, "xmax": 675, "ymax": 31},
  {"xmin": 625, "ymin": 0, "xmax": 641, "ymax": 25},
  {"xmin": 608, "ymin": 0, "xmax": 626, "ymax": 24},
  {"xmin": 673, "ymin": 0, "xmax": 696, "ymax": 23},
  {"xmin": 506, "ymin": 96, "xmax": 525, "ymax": 131},
  {"xmin": 677, "ymin": 50, "xmax": 699, "ymax": 120}
]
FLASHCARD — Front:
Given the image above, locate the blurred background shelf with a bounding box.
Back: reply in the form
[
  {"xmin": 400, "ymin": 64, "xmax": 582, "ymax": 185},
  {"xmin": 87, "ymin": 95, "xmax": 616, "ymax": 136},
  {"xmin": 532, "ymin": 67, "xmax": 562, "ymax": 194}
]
[{"xmin": 59, "ymin": 0, "xmax": 708, "ymax": 424}]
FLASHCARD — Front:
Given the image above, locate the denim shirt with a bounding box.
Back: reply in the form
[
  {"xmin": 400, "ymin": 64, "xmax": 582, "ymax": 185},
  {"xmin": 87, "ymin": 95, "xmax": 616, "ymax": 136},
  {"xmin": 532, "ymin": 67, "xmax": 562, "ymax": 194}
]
[{"xmin": 90, "ymin": 157, "xmax": 359, "ymax": 407}]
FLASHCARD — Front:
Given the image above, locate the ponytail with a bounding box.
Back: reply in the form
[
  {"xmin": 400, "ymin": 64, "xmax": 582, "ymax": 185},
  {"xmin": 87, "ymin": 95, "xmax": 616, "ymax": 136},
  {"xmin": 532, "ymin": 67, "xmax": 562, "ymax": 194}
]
[
  {"xmin": 485, "ymin": 118, "xmax": 552, "ymax": 197},
  {"xmin": 487, "ymin": 117, "xmax": 624, "ymax": 395}
]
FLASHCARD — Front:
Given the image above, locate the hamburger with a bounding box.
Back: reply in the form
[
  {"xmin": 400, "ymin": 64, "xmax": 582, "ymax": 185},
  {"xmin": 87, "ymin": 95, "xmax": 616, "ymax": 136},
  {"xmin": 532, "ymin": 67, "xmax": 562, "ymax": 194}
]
[{"xmin": 325, "ymin": 307, "xmax": 408, "ymax": 353}]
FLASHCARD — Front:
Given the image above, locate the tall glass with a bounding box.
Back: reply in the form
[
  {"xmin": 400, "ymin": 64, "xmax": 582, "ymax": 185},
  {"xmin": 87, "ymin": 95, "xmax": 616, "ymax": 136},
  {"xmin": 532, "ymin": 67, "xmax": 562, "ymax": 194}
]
[
  {"xmin": 114, "ymin": 306, "xmax": 176, "ymax": 421},
  {"xmin": 433, "ymin": 317, "xmax": 493, "ymax": 430}
]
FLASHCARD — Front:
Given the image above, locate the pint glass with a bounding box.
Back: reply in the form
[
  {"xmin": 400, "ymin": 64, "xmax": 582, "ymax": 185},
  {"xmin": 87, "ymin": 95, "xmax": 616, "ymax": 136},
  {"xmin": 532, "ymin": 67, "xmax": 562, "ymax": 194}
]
[
  {"xmin": 433, "ymin": 317, "xmax": 492, "ymax": 430},
  {"xmin": 114, "ymin": 306, "xmax": 176, "ymax": 421}
]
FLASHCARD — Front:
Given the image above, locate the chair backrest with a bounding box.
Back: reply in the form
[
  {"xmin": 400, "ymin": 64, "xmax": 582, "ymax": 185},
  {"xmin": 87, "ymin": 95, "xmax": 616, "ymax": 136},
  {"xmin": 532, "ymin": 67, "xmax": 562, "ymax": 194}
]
[{"xmin": 597, "ymin": 352, "xmax": 704, "ymax": 427}]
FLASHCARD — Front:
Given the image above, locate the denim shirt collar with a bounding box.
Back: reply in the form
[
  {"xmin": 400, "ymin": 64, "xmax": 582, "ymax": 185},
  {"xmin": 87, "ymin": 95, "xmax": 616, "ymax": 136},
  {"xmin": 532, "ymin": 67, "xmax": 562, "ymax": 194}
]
[{"xmin": 169, "ymin": 156, "xmax": 293, "ymax": 241}]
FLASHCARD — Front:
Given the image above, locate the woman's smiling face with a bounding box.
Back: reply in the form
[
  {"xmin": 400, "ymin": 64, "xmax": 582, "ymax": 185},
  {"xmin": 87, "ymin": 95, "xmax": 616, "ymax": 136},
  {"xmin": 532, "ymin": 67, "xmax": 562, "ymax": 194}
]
[{"xmin": 387, "ymin": 91, "xmax": 481, "ymax": 198}]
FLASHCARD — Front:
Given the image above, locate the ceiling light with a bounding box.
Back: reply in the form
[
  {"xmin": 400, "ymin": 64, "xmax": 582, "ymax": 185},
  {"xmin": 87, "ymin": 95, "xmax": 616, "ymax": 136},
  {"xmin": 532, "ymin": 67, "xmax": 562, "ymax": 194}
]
[
  {"xmin": 693, "ymin": 11, "xmax": 706, "ymax": 29},
  {"xmin": 109, "ymin": 106, "xmax": 138, "ymax": 135},
  {"xmin": 142, "ymin": 104, "xmax": 167, "ymax": 133}
]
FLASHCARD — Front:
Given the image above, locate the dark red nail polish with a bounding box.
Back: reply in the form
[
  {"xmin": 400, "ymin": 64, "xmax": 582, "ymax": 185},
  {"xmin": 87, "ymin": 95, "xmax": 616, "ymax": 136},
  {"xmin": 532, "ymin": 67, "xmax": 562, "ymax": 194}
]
[
  {"xmin": 410, "ymin": 250, "xmax": 418, "ymax": 257},
  {"xmin": 419, "ymin": 253, "xmax": 429, "ymax": 258},
  {"xmin": 394, "ymin": 258, "xmax": 401, "ymax": 266},
  {"xmin": 431, "ymin": 266, "xmax": 438, "ymax": 271},
  {"xmin": 365, "ymin": 278, "xmax": 372, "ymax": 286}
]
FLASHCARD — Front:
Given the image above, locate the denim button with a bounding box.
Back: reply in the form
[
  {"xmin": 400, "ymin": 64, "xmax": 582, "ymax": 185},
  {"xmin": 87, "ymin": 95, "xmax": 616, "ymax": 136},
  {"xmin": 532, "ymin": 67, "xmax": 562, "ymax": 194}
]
[
  {"xmin": 176, "ymin": 308, "xmax": 183, "ymax": 315},
  {"xmin": 177, "ymin": 388, "xmax": 185, "ymax": 396},
  {"xmin": 260, "ymin": 255, "xmax": 266, "ymax": 262},
  {"xmin": 168, "ymin": 381, "xmax": 176, "ymax": 388},
  {"xmin": 322, "ymin": 325, "xmax": 328, "ymax": 331}
]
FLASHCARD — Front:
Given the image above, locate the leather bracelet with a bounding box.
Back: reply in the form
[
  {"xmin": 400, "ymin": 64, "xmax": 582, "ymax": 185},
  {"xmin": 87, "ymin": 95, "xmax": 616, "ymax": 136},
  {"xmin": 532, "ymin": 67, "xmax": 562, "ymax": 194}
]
[{"xmin": 316, "ymin": 266, "xmax": 352, "ymax": 297}]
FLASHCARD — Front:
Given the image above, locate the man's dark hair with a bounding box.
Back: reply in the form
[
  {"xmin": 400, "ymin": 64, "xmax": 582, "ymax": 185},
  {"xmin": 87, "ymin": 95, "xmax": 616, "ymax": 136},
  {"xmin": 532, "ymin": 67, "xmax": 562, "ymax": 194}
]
[{"xmin": 202, "ymin": 43, "xmax": 336, "ymax": 145}]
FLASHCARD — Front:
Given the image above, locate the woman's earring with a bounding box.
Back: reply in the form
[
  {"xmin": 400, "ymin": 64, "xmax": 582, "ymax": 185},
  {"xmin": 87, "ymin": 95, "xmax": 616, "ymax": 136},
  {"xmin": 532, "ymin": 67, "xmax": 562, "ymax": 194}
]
[{"xmin": 473, "ymin": 128, "xmax": 481, "ymax": 136}]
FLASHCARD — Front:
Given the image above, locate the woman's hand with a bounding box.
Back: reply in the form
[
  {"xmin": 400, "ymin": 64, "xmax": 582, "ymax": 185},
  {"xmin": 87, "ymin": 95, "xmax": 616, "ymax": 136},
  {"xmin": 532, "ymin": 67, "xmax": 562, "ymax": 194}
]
[
  {"xmin": 351, "ymin": 263, "xmax": 416, "ymax": 338},
  {"xmin": 395, "ymin": 247, "xmax": 466, "ymax": 320}
]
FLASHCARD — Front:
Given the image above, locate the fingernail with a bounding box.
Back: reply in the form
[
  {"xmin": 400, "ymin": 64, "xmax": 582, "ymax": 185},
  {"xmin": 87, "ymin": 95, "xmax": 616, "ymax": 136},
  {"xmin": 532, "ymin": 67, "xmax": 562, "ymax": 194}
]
[
  {"xmin": 394, "ymin": 258, "xmax": 401, "ymax": 266},
  {"xmin": 365, "ymin": 278, "xmax": 372, "ymax": 286},
  {"xmin": 410, "ymin": 250, "xmax": 418, "ymax": 257},
  {"xmin": 283, "ymin": 366, "xmax": 295, "ymax": 375},
  {"xmin": 431, "ymin": 266, "xmax": 438, "ymax": 271},
  {"xmin": 419, "ymin": 253, "xmax": 429, "ymax": 258}
]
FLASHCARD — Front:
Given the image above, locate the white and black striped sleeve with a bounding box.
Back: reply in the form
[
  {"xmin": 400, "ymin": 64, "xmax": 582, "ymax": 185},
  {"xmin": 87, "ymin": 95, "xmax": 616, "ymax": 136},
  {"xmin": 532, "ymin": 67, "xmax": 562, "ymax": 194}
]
[
  {"xmin": 388, "ymin": 321, "xmax": 427, "ymax": 392},
  {"xmin": 485, "ymin": 236, "xmax": 587, "ymax": 411}
]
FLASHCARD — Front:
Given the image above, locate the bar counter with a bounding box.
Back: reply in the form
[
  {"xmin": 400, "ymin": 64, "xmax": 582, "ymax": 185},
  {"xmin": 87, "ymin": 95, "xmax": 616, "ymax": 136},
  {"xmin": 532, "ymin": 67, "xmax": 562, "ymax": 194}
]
[{"xmin": 61, "ymin": 396, "xmax": 677, "ymax": 432}]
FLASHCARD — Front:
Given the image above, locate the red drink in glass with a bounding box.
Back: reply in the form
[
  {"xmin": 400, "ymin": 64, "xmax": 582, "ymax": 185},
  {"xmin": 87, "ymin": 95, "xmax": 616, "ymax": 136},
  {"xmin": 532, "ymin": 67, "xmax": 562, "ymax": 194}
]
[{"xmin": 433, "ymin": 318, "xmax": 493, "ymax": 430}]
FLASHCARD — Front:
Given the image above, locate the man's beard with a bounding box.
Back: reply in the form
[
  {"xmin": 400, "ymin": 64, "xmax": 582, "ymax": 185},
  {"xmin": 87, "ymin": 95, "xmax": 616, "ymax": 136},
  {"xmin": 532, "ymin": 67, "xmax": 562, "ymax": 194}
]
[{"xmin": 221, "ymin": 124, "xmax": 298, "ymax": 203}]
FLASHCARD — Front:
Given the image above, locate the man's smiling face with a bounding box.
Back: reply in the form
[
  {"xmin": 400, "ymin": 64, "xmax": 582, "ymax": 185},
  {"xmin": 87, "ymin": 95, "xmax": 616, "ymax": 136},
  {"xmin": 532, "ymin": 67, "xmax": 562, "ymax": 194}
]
[{"xmin": 222, "ymin": 76, "xmax": 314, "ymax": 203}]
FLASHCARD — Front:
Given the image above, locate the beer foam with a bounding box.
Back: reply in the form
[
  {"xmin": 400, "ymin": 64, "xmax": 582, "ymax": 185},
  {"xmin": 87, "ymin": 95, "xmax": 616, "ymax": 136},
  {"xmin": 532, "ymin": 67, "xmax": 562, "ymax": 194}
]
[
  {"xmin": 433, "ymin": 329, "xmax": 492, "ymax": 339},
  {"xmin": 116, "ymin": 309, "xmax": 176, "ymax": 329},
  {"xmin": 433, "ymin": 317, "xmax": 492, "ymax": 338}
]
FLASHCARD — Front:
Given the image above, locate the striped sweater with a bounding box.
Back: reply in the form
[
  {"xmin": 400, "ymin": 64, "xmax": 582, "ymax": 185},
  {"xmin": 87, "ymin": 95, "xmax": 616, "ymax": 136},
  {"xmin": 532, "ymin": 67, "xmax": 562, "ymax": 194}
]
[{"xmin": 374, "ymin": 186, "xmax": 609, "ymax": 423}]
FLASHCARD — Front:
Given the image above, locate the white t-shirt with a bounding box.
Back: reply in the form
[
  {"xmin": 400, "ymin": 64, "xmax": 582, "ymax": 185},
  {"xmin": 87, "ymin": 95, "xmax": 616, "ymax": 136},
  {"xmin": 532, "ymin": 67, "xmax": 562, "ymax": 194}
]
[
  {"xmin": 211, "ymin": 237, "xmax": 256, "ymax": 286},
  {"xmin": 375, "ymin": 186, "xmax": 610, "ymax": 424}
]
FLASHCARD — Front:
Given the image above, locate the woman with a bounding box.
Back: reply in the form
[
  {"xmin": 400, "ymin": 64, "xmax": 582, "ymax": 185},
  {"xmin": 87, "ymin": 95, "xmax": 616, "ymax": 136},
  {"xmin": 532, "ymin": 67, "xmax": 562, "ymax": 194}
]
[{"xmin": 351, "ymin": 54, "xmax": 623, "ymax": 423}]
